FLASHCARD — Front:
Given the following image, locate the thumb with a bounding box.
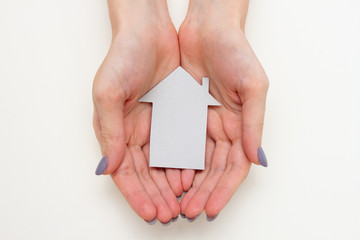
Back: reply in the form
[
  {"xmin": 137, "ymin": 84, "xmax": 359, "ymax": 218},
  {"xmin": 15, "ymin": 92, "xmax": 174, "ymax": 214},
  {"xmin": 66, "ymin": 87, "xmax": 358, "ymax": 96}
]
[
  {"xmin": 93, "ymin": 92, "xmax": 126, "ymax": 175},
  {"xmin": 239, "ymin": 79, "xmax": 269, "ymax": 167}
]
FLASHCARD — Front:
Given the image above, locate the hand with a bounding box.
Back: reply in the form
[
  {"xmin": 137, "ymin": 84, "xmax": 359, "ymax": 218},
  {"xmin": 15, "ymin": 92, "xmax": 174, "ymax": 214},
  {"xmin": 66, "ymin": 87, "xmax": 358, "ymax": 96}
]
[
  {"xmin": 178, "ymin": 0, "xmax": 269, "ymax": 219},
  {"xmin": 92, "ymin": 0, "xmax": 180, "ymax": 223}
]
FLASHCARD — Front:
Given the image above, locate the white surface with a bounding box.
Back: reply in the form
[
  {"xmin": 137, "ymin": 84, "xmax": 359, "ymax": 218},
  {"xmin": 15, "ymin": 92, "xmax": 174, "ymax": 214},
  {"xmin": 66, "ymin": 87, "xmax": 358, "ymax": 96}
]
[
  {"xmin": 140, "ymin": 67, "xmax": 220, "ymax": 169},
  {"xmin": 0, "ymin": 0, "xmax": 359, "ymax": 239}
]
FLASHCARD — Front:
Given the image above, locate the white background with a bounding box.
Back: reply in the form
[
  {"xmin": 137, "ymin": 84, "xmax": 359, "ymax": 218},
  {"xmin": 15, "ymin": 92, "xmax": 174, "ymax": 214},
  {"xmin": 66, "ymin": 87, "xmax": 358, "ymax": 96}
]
[{"xmin": 1, "ymin": 0, "xmax": 359, "ymax": 239}]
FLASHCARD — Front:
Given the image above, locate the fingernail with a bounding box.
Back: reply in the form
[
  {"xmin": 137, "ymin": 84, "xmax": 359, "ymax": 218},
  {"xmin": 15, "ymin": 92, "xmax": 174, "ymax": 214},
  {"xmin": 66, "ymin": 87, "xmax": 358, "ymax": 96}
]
[
  {"xmin": 161, "ymin": 220, "xmax": 172, "ymax": 226},
  {"xmin": 177, "ymin": 194, "xmax": 183, "ymax": 201},
  {"xmin": 180, "ymin": 213, "xmax": 186, "ymax": 219},
  {"xmin": 95, "ymin": 156, "xmax": 108, "ymax": 175},
  {"xmin": 184, "ymin": 186, "xmax": 192, "ymax": 194},
  {"xmin": 172, "ymin": 216, "xmax": 179, "ymax": 222},
  {"xmin": 187, "ymin": 214, "xmax": 200, "ymax": 222},
  {"xmin": 145, "ymin": 218, "xmax": 157, "ymax": 225},
  {"xmin": 206, "ymin": 214, "xmax": 218, "ymax": 222},
  {"xmin": 257, "ymin": 147, "xmax": 268, "ymax": 167}
]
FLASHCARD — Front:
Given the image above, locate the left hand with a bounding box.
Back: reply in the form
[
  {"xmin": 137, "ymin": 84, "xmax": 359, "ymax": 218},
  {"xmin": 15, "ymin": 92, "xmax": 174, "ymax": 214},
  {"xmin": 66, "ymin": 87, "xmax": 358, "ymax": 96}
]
[{"xmin": 177, "ymin": 0, "xmax": 269, "ymax": 219}]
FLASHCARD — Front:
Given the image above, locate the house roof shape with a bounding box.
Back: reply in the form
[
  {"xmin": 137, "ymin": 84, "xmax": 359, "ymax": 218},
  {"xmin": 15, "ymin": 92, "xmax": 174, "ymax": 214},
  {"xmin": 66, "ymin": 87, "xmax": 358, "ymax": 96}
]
[{"xmin": 139, "ymin": 67, "xmax": 220, "ymax": 106}]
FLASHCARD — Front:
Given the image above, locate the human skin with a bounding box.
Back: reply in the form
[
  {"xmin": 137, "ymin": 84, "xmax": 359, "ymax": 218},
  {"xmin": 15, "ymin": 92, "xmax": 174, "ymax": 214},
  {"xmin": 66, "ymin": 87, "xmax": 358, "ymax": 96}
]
[
  {"xmin": 92, "ymin": 0, "xmax": 181, "ymax": 223},
  {"xmin": 178, "ymin": 0, "xmax": 269, "ymax": 219},
  {"xmin": 93, "ymin": 0, "xmax": 268, "ymax": 223}
]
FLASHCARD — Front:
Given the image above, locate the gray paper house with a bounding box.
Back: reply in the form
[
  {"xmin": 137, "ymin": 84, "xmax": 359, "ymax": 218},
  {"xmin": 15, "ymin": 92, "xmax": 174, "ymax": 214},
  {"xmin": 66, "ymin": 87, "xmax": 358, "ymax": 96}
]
[{"xmin": 139, "ymin": 67, "xmax": 220, "ymax": 170}]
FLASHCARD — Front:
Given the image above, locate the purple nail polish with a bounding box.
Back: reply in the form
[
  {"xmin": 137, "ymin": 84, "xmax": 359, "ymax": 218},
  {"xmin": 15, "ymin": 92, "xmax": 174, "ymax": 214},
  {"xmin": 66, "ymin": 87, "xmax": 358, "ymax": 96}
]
[
  {"xmin": 186, "ymin": 214, "xmax": 200, "ymax": 222},
  {"xmin": 95, "ymin": 156, "xmax": 108, "ymax": 175},
  {"xmin": 161, "ymin": 219, "xmax": 172, "ymax": 226},
  {"xmin": 180, "ymin": 213, "xmax": 186, "ymax": 218},
  {"xmin": 177, "ymin": 193, "xmax": 183, "ymax": 200},
  {"xmin": 206, "ymin": 214, "xmax": 218, "ymax": 222},
  {"xmin": 184, "ymin": 186, "xmax": 192, "ymax": 194},
  {"xmin": 257, "ymin": 147, "xmax": 268, "ymax": 167},
  {"xmin": 172, "ymin": 216, "xmax": 179, "ymax": 222},
  {"xmin": 145, "ymin": 218, "xmax": 157, "ymax": 225}
]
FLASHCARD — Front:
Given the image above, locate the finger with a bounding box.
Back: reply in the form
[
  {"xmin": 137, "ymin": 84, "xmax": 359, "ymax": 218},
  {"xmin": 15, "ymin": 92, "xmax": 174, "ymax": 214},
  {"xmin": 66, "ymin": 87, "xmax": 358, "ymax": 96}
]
[
  {"xmin": 92, "ymin": 106, "xmax": 102, "ymax": 144},
  {"xmin": 180, "ymin": 138, "xmax": 215, "ymax": 215},
  {"xmin": 93, "ymin": 89, "xmax": 126, "ymax": 175},
  {"xmin": 180, "ymin": 169, "xmax": 195, "ymax": 192},
  {"xmin": 165, "ymin": 169, "xmax": 183, "ymax": 197},
  {"xmin": 111, "ymin": 148, "xmax": 156, "ymax": 221},
  {"xmin": 142, "ymin": 143, "xmax": 180, "ymax": 218},
  {"xmin": 180, "ymin": 131, "xmax": 216, "ymax": 192},
  {"xmin": 205, "ymin": 140, "xmax": 251, "ymax": 217},
  {"xmin": 130, "ymin": 145, "xmax": 173, "ymax": 223},
  {"xmin": 239, "ymin": 78, "xmax": 269, "ymax": 166},
  {"xmin": 151, "ymin": 168, "xmax": 181, "ymax": 219},
  {"xmin": 183, "ymin": 140, "xmax": 230, "ymax": 219},
  {"xmin": 179, "ymin": 186, "xmax": 197, "ymax": 217}
]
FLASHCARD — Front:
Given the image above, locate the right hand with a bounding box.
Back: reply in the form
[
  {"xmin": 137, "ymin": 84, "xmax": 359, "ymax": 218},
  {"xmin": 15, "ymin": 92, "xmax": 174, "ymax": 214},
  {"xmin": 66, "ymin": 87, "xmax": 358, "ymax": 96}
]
[{"xmin": 92, "ymin": 0, "xmax": 181, "ymax": 223}]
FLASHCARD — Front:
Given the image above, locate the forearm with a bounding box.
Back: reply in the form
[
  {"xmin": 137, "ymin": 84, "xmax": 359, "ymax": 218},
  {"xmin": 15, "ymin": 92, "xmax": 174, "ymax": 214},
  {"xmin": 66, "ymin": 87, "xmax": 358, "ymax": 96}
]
[
  {"xmin": 186, "ymin": 0, "xmax": 249, "ymax": 30},
  {"xmin": 107, "ymin": 0, "xmax": 170, "ymax": 34}
]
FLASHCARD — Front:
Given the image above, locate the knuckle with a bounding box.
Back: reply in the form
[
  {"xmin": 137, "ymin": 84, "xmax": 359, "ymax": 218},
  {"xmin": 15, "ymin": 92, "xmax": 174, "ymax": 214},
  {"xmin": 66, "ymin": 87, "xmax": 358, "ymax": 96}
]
[
  {"xmin": 101, "ymin": 128, "xmax": 123, "ymax": 145},
  {"xmin": 259, "ymin": 124, "xmax": 264, "ymax": 133},
  {"xmin": 93, "ymin": 76, "xmax": 125, "ymax": 104},
  {"xmin": 243, "ymin": 121, "xmax": 264, "ymax": 134},
  {"xmin": 226, "ymin": 161, "xmax": 243, "ymax": 175},
  {"xmin": 137, "ymin": 164, "xmax": 152, "ymax": 182},
  {"xmin": 113, "ymin": 152, "xmax": 134, "ymax": 177},
  {"xmin": 94, "ymin": 87, "xmax": 124, "ymax": 105},
  {"xmin": 117, "ymin": 164, "xmax": 136, "ymax": 177},
  {"xmin": 243, "ymin": 76, "xmax": 269, "ymax": 94},
  {"xmin": 255, "ymin": 122, "xmax": 264, "ymax": 132},
  {"xmin": 209, "ymin": 161, "xmax": 226, "ymax": 177}
]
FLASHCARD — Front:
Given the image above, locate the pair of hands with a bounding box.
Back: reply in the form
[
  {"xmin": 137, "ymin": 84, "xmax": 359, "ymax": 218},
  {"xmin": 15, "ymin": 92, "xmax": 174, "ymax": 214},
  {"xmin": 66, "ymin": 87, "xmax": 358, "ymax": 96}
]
[{"xmin": 92, "ymin": 0, "xmax": 268, "ymax": 224}]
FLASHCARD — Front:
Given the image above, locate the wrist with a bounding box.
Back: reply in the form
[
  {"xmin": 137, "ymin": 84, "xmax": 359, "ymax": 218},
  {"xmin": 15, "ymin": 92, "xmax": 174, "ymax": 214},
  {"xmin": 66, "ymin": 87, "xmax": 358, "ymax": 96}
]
[
  {"xmin": 107, "ymin": 0, "xmax": 171, "ymax": 35},
  {"xmin": 185, "ymin": 0, "xmax": 249, "ymax": 31}
]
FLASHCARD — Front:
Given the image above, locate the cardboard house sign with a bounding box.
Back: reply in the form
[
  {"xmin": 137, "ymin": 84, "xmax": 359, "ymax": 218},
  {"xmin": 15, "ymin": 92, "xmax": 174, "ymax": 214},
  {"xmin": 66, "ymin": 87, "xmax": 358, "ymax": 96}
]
[{"xmin": 139, "ymin": 67, "xmax": 220, "ymax": 170}]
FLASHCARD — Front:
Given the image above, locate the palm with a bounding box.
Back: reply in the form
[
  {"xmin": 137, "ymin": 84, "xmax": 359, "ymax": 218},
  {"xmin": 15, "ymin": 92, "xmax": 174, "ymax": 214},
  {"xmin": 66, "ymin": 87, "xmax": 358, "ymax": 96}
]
[
  {"xmin": 178, "ymin": 25, "xmax": 267, "ymax": 218},
  {"xmin": 93, "ymin": 23, "xmax": 181, "ymax": 222}
]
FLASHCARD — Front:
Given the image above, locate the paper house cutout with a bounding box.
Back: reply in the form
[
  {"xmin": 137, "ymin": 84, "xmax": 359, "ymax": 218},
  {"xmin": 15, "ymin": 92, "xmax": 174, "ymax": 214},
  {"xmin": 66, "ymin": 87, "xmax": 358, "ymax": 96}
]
[{"xmin": 139, "ymin": 67, "xmax": 220, "ymax": 170}]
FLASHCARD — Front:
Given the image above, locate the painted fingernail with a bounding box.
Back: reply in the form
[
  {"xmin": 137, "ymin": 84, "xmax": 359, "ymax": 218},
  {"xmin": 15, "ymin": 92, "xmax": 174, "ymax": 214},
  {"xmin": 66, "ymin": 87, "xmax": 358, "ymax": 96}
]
[
  {"xmin": 145, "ymin": 218, "xmax": 157, "ymax": 225},
  {"xmin": 180, "ymin": 213, "xmax": 186, "ymax": 219},
  {"xmin": 184, "ymin": 186, "xmax": 192, "ymax": 194},
  {"xmin": 257, "ymin": 147, "xmax": 268, "ymax": 167},
  {"xmin": 95, "ymin": 156, "xmax": 108, "ymax": 175},
  {"xmin": 206, "ymin": 214, "xmax": 218, "ymax": 222},
  {"xmin": 172, "ymin": 216, "xmax": 179, "ymax": 222},
  {"xmin": 161, "ymin": 219, "xmax": 172, "ymax": 226},
  {"xmin": 177, "ymin": 193, "xmax": 183, "ymax": 200},
  {"xmin": 187, "ymin": 214, "xmax": 200, "ymax": 222}
]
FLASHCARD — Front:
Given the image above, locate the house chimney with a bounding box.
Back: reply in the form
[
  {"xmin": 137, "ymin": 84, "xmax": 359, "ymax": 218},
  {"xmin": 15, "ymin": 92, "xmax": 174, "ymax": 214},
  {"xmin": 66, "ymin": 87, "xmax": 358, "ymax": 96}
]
[{"xmin": 202, "ymin": 77, "xmax": 209, "ymax": 92}]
